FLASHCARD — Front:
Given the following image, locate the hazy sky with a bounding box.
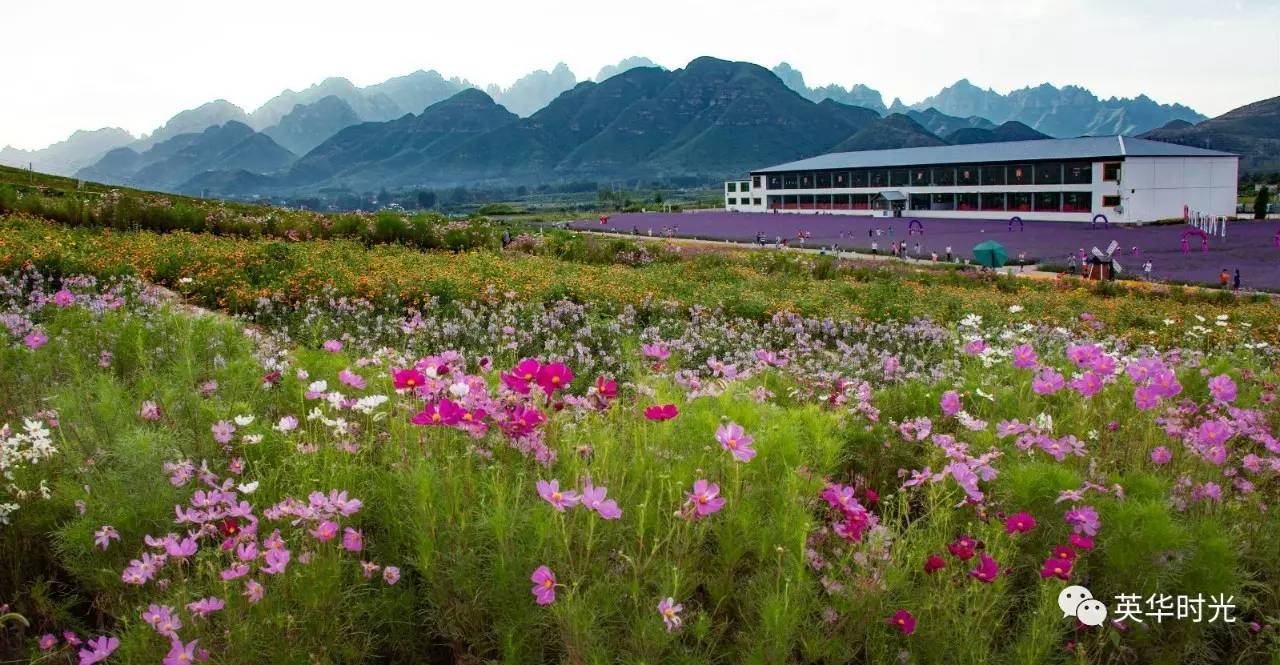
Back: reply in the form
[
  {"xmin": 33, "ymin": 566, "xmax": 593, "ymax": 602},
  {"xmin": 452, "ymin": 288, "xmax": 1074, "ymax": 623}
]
[{"xmin": 5, "ymin": 0, "xmax": 1277, "ymax": 150}]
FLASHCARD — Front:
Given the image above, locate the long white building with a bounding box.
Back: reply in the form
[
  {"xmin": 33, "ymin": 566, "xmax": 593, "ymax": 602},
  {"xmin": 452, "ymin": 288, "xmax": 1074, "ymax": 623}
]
[{"xmin": 723, "ymin": 136, "xmax": 1238, "ymax": 224}]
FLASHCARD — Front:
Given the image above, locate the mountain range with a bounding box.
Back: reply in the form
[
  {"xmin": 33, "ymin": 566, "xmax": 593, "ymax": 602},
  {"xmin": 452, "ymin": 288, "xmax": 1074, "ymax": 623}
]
[{"xmin": 1140, "ymin": 96, "xmax": 1280, "ymax": 173}]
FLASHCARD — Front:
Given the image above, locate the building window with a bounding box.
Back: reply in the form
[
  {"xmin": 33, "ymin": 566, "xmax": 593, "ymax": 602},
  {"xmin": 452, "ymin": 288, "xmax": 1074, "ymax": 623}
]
[
  {"xmin": 981, "ymin": 166, "xmax": 1006, "ymax": 186},
  {"xmin": 783, "ymin": 173, "xmax": 798, "ymax": 189},
  {"xmin": 799, "ymin": 194, "xmax": 816, "ymax": 209},
  {"xmin": 869, "ymin": 170, "xmax": 888, "ymax": 187},
  {"xmin": 980, "ymin": 193, "xmax": 1006, "ymax": 211},
  {"xmin": 752, "ymin": 176, "xmax": 761, "ymax": 188},
  {"xmin": 799, "ymin": 173, "xmax": 814, "ymax": 189},
  {"xmin": 727, "ymin": 198, "xmax": 736, "ymax": 205},
  {"xmin": 931, "ymin": 193, "xmax": 955, "ymax": 210},
  {"xmin": 851, "ymin": 194, "xmax": 870, "ymax": 209},
  {"xmin": 816, "ymin": 171, "xmax": 831, "ymax": 189},
  {"xmin": 956, "ymin": 193, "xmax": 979, "ymax": 211},
  {"xmin": 833, "ymin": 171, "xmax": 848, "ymax": 188},
  {"xmin": 1009, "ymin": 193, "xmax": 1032, "ymax": 211},
  {"xmin": 833, "ymin": 194, "xmax": 850, "ymax": 209},
  {"xmin": 1103, "ymin": 162, "xmax": 1122, "ymax": 182},
  {"xmin": 932, "ymin": 167, "xmax": 955, "ymax": 186},
  {"xmin": 1102, "ymin": 195, "xmax": 1121, "ymax": 207},
  {"xmin": 890, "ymin": 169, "xmax": 910, "ymax": 186},
  {"xmin": 912, "ymin": 168, "xmax": 930, "ymax": 186},
  {"xmin": 753, "ymin": 198, "xmax": 762, "ymax": 206},
  {"xmin": 767, "ymin": 195, "xmax": 781, "ymax": 209},
  {"xmin": 726, "ymin": 182, "xmax": 736, "ymax": 192},
  {"xmin": 1062, "ymin": 192, "xmax": 1092, "ymax": 212},
  {"xmin": 956, "ymin": 166, "xmax": 978, "ymax": 186},
  {"xmin": 851, "ymin": 170, "xmax": 869, "ymax": 188},
  {"xmin": 1035, "ymin": 162, "xmax": 1062, "ymax": 185},
  {"xmin": 740, "ymin": 181, "xmax": 750, "ymax": 192},
  {"xmin": 1034, "ymin": 192, "xmax": 1061, "ymax": 211},
  {"xmin": 910, "ymin": 193, "xmax": 931, "ymax": 210},
  {"xmin": 1063, "ymin": 162, "xmax": 1092, "ymax": 184},
  {"xmin": 768, "ymin": 174, "xmax": 782, "ymax": 189},
  {"xmin": 1008, "ymin": 165, "xmax": 1031, "ymax": 186},
  {"xmin": 783, "ymin": 195, "xmax": 798, "ymax": 209}
]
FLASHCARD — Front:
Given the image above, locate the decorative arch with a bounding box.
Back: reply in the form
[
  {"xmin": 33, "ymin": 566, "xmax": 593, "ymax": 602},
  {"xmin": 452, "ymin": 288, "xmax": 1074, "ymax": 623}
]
[
  {"xmin": 1091, "ymin": 214, "xmax": 1109, "ymax": 229},
  {"xmin": 907, "ymin": 219, "xmax": 924, "ymax": 235},
  {"xmin": 1008, "ymin": 216, "xmax": 1024, "ymax": 232},
  {"xmin": 599, "ymin": 215, "xmax": 610, "ymax": 225},
  {"xmin": 1180, "ymin": 227, "xmax": 1209, "ymax": 254}
]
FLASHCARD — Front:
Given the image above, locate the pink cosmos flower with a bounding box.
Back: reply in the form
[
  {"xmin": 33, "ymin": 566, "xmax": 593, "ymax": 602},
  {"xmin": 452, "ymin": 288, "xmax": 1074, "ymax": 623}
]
[
  {"xmin": 220, "ymin": 564, "xmax": 249, "ymax": 580},
  {"xmin": 684, "ymin": 479, "xmax": 726, "ymax": 518},
  {"xmin": 342, "ymin": 528, "xmax": 364, "ymax": 552},
  {"xmin": 948, "ymin": 535, "xmax": 977, "ymax": 561},
  {"xmin": 1039, "ymin": 557, "xmax": 1073, "ymax": 580},
  {"xmin": 261, "ymin": 547, "xmax": 291, "ymax": 575},
  {"xmin": 643, "ymin": 404, "xmax": 679, "ymax": 421},
  {"xmin": 39, "ymin": 634, "xmax": 57, "ymax": 650},
  {"xmin": 243, "ymin": 579, "xmax": 264, "ymax": 603},
  {"xmin": 392, "ymin": 368, "xmax": 426, "ymax": 390},
  {"xmin": 641, "ymin": 344, "xmax": 671, "ymax": 362},
  {"xmin": 186, "ymin": 597, "xmax": 224, "ymax": 617},
  {"xmin": 715, "ymin": 422, "xmax": 757, "ymax": 463},
  {"xmin": 535, "ymin": 362, "xmax": 573, "ymax": 395},
  {"xmin": 580, "ymin": 482, "xmax": 622, "ymax": 520},
  {"xmin": 888, "ymin": 609, "xmax": 917, "ymax": 635},
  {"xmin": 530, "ymin": 565, "xmax": 557, "ymax": 605},
  {"xmin": 310, "ymin": 520, "xmax": 339, "ymax": 542},
  {"xmin": 1064, "ymin": 505, "xmax": 1100, "ymax": 536},
  {"xmin": 1004, "ymin": 511, "xmax": 1036, "ymax": 534},
  {"xmin": 964, "ymin": 339, "xmax": 987, "ymax": 355},
  {"xmin": 360, "ymin": 560, "xmax": 381, "ymax": 578},
  {"xmin": 93, "ymin": 525, "xmax": 120, "ymax": 550},
  {"xmin": 411, "ymin": 399, "xmax": 464, "ymax": 426},
  {"xmin": 658, "ymin": 597, "xmax": 683, "ymax": 632},
  {"xmin": 78, "ymin": 635, "xmax": 119, "ymax": 665},
  {"xmin": 536, "ymin": 479, "xmax": 581, "ymax": 511},
  {"xmin": 1208, "ymin": 374, "xmax": 1237, "ymax": 403},
  {"xmin": 968, "ymin": 552, "xmax": 1000, "ymax": 583},
  {"xmin": 211, "ymin": 420, "xmax": 235, "ymax": 444},
  {"xmin": 322, "ymin": 339, "xmax": 343, "ymax": 352},
  {"xmin": 593, "ymin": 375, "xmax": 618, "ymax": 401},
  {"xmin": 338, "ymin": 369, "xmax": 366, "ymax": 390},
  {"xmin": 139, "ymin": 400, "xmax": 162, "ymax": 421},
  {"xmin": 1011, "ymin": 344, "xmax": 1038, "ymax": 369},
  {"xmin": 1150, "ymin": 369, "xmax": 1183, "ymax": 398},
  {"xmin": 383, "ymin": 566, "xmax": 400, "ymax": 585},
  {"xmin": 1133, "ymin": 386, "xmax": 1160, "ymax": 410},
  {"xmin": 1032, "ymin": 369, "xmax": 1065, "ymax": 395},
  {"xmin": 53, "ymin": 288, "xmax": 75, "ymax": 306},
  {"xmin": 1070, "ymin": 371, "xmax": 1104, "ymax": 398},
  {"xmin": 24, "ymin": 330, "xmax": 48, "ymax": 350},
  {"xmin": 163, "ymin": 638, "xmax": 198, "ymax": 665},
  {"xmin": 924, "ymin": 554, "xmax": 946, "ymax": 574},
  {"xmin": 940, "ymin": 390, "xmax": 962, "ymax": 417},
  {"xmin": 500, "ymin": 358, "xmax": 541, "ymax": 394},
  {"xmin": 143, "ymin": 604, "xmax": 182, "ymax": 637},
  {"xmin": 1150, "ymin": 447, "xmax": 1172, "ymax": 464},
  {"xmin": 1069, "ymin": 533, "xmax": 1095, "ymax": 550}
]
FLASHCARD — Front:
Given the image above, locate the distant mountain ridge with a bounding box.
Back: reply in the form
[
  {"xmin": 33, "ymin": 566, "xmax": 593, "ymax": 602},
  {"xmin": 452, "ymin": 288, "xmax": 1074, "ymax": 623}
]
[
  {"xmin": 1140, "ymin": 95, "xmax": 1280, "ymax": 173},
  {"xmin": 78, "ymin": 121, "xmax": 295, "ymax": 190},
  {"xmin": 0, "ymin": 128, "xmax": 134, "ymax": 176}
]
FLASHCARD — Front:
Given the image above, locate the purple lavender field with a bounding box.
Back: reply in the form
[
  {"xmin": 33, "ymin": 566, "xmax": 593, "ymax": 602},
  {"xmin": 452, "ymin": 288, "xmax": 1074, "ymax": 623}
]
[{"xmin": 571, "ymin": 212, "xmax": 1280, "ymax": 290}]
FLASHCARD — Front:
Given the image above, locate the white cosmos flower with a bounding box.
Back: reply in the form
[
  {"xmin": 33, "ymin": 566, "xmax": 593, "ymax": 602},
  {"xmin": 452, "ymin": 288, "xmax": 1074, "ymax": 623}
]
[
  {"xmin": 237, "ymin": 481, "xmax": 259, "ymax": 494},
  {"xmin": 448, "ymin": 382, "xmax": 470, "ymax": 398},
  {"xmin": 234, "ymin": 415, "xmax": 255, "ymax": 427},
  {"xmin": 1007, "ymin": 305, "xmax": 1024, "ymax": 313}
]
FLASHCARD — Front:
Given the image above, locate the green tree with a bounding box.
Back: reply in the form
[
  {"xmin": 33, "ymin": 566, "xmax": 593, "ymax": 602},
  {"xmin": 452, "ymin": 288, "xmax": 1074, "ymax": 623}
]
[{"xmin": 1255, "ymin": 186, "xmax": 1271, "ymax": 220}]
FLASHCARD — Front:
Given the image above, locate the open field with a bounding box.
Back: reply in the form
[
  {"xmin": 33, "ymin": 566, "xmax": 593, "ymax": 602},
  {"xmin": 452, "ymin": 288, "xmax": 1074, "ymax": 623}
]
[
  {"xmin": 1, "ymin": 177, "xmax": 1280, "ymax": 664},
  {"xmin": 569, "ymin": 212, "xmax": 1280, "ymax": 291}
]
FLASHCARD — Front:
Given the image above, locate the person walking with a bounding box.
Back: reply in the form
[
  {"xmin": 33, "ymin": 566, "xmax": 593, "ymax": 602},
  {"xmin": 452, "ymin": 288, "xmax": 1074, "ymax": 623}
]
[
  {"xmin": 945, "ymin": 246, "xmax": 953, "ymax": 262},
  {"xmin": 1067, "ymin": 254, "xmax": 1078, "ymax": 274},
  {"xmin": 871, "ymin": 240, "xmax": 878, "ymax": 255},
  {"xmin": 913, "ymin": 241, "xmax": 921, "ymax": 257},
  {"xmin": 1142, "ymin": 259, "xmax": 1152, "ymax": 280},
  {"xmin": 1233, "ymin": 269, "xmax": 1241, "ymax": 291},
  {"xmin": 1219, "ymin": 268, "xmax": 1230, "ymax": 289}
]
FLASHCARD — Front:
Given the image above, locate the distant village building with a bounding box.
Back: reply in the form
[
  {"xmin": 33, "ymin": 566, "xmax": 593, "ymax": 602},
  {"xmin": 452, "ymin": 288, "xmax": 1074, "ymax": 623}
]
[{"xmin": 724, "ymin": 137, "xmax": 1238, "ymax": 223}]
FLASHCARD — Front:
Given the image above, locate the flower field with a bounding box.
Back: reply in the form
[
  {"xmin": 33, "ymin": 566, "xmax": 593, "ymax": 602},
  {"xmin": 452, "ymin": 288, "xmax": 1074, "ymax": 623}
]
[{"xmin": 2, "ymin": 208, "xmax": 1280, "ymax": 664}]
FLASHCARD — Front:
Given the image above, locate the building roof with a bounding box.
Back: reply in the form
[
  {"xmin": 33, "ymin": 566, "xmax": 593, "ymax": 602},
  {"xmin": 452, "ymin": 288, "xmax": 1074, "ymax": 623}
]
[
  {"xmin": 874, "ymin": 191, "xmax": 907, "ymax": 201},
  {"xmin": 752, "ymin": 136, "xmax": 1237, "ymax": 173}
]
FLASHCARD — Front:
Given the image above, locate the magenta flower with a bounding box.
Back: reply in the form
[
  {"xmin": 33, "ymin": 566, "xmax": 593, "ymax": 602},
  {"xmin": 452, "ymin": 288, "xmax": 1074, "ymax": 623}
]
[
  {"xmin": 219, "ymin": 563, "xmax": 250, "ymax": 580},
  {"xmin": 93, "ymin": 525, "xmax": 120, "ymax": 550},
  {"xmin": 261, "ymin": 547, "xmax": 291, "ymax": 575},
  {"xmin": 580, "ymin": 482, "xmax": 622, "ymax": 520},
  {"xmin": 535, "ymin": 362, "xmax": 574, "ymax": 395},
  {"xmin": 658, "ymin": 597, "xmax": 684, "ymax": 632},
  {"xmin": 383, "ymin": 566, "xmax": 400, "ymax": 585},
  {"xmin": 186, "ymin": 596, "xmax": 224, "ymax": 617},
  {"xmin": 923, "ymin": 554, "xmax": 946, "ymax": 574},
  {"xmin": 392, "ymin": 368, "xmax": 426, "ymax": 390},
  {"xmin": 888, "ymin": 609, "xmax": 917, "ymax": 635},
  {"xmin": 1039, "ymin": 557, "xmax": 1073, "ymax": 580},
  {"xmin": 322, "ymin": 339, "xmax": 343, "ymax": 352},
  {"xmin": 63, "ymin": 631, "xmax": 81, "ymax": 646},
  {"xmin": 536, "ymin": 479, "xmax": 581, "ymax": 512},
  {"xmin": 54, "ymin": 288, "xmax": 75, "ymax": 306},
  {"xmin": 1208, "ymin": 374, "xmax": 1237, "ymax": 403},
  {"xmin": 163, "ymin": 638, "xmax": 198, "ymax": 665},
  {"xmin": 23, "ymin": 329, "xmax": 48, "ymax": 350},
  {"xmin": 968, "ymin": 552, "xmax": 1000, "ymax": 583},
  {"xmin": 940, "ymin": 390, "xmax": 962, "ymax": 417},
  {"xmin": 1064, "ymin": 505, "xmax": 1101, "ymax": 536},
  {"xmin": 1133, "ymin": 386, "xmax": 1160, "ymax": 410},
  {"xmin": 1004, "ymin": 511, "xmax": 1036, "ymax": 534},
  {"xmin": 310, "ymin": 520, "xmax": 339, "ymax": 542},
  {"xmin": 1150, "ymin": 446, "xmax": 1172, "ymax": 465},
  {"xmin": 1069, "ymin": 533, "xmax": 1095, "ymax": 550},
  {"xmin": 243, "ymin": 579, "xmax": 265, "ymax": 603},
  {"xmin": 138, "ymin": 400, "xmax": 162, "ymax": 421},
  {"xmin": 39, "ymin": 633, "xmax": 57, "ymax": 650},
  {"xmin": 530, "ymin": 565, "xmax": 557, "ymax": 605},
  {"xmin": 501, "ymin": 358, "xmax": 542, "ymax": 394},
  {"xmin": 643, "ymin": 404, "xmax": 679, "ymax": 421},
  {"xmin": 715, "ymin": 422, "xmax": 757, "ymax": 463},
  {"xmin": 1011, "ymin": 344, "xmax": 1038, "ymax": 369},
  {"xmin": 947, "ymin": 535, "xmax": 977, "ymax": 561},
  {"xmin": 641, "ymin": 344, "xmax": 671, "ymax": 362},
  {"xmin": 342, "ymin": 527, "xmax": 364, "ymax": 552},
  {"xmin": 1070, "ymin": 371, "xmax": 1104, "ymax": 398},
  {"xmin": 77, "ymin": 635, "xmax": 119, "ymax": 665},
  {"xmin": 410, "ymin": 399, "xmax": 464, "ymax": 426},
  {"xmin": 1032, "ymin": 369, "xmax": 1065, "ymax": 395},
  {"xmin": 684, "ymin": 479, "xmax": 726, "ymax": 518}
]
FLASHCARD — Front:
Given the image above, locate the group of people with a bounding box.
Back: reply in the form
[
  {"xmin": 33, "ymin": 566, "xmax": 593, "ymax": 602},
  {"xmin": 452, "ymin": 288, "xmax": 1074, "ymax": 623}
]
[{"xmin": 1219, "ymin": 268, "xmax": 1243, "ymax": 291}]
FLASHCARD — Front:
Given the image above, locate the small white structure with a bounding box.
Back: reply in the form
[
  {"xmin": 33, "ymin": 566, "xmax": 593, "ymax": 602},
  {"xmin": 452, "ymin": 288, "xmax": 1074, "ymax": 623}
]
[{"xmin": 725, "ymin": 136, "xmax": 1238, "ymax": 224}]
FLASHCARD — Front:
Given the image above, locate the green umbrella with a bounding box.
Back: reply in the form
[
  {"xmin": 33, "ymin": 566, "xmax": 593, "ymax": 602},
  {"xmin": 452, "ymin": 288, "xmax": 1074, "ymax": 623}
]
[{"xmin": 972, "ymin": 240, "xmax": 1008, "ymax": 268}]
